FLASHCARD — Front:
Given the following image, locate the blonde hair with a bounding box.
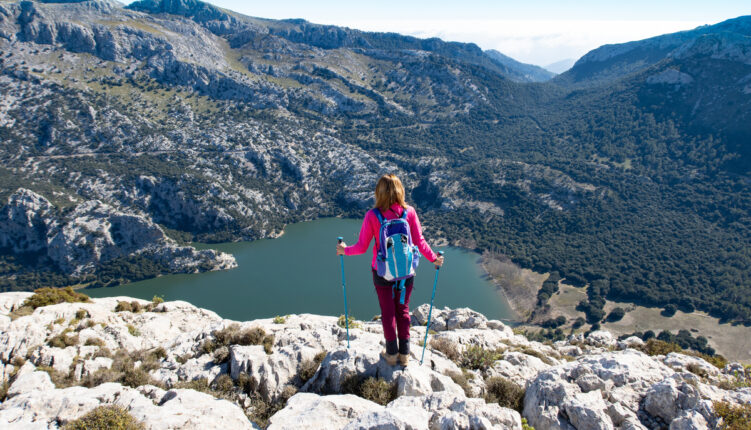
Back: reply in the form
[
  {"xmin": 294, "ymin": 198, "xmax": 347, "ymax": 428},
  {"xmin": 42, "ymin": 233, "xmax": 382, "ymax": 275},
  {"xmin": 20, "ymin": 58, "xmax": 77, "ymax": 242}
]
[{"xmin": 375, "ymin": 174, "xmax": 407, "ymax": 212}]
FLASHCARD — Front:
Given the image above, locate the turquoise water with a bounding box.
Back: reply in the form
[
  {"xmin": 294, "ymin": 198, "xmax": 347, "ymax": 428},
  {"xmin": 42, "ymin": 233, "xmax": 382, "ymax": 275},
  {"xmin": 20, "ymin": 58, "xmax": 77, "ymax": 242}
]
[{"xmin": 86, "ymin": 218, "xmax": 515, "ymax": 321}]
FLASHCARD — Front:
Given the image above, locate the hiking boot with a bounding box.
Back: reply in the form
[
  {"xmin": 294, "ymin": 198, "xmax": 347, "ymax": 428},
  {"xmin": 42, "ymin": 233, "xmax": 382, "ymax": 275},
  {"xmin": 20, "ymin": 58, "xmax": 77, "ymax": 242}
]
[
  {"xmin": 381, "ymin": 351, "xmax": 398, "ymax": 366},
  {"xmin": 398, "ymin": 353, "xmax": 409, "ymax": 366}
]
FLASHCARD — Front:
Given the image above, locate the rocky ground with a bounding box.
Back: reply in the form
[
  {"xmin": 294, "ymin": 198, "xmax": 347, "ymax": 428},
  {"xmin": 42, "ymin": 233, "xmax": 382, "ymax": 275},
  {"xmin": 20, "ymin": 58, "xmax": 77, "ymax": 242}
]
[{"xmin": 0, "ymin": 292, "xmax": 749, "ymax": 429}]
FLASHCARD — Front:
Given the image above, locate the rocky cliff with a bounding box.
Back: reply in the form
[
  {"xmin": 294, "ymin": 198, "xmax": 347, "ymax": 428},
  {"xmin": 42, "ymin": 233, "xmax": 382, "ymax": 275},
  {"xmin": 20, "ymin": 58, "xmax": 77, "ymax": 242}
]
[
  {"xmin": 0, "ymin": 188, "xmax": 235, "ymax": 276},
  {"xmin": 0, "ymin": 292, "xmax": 748, "ymax": 429}
]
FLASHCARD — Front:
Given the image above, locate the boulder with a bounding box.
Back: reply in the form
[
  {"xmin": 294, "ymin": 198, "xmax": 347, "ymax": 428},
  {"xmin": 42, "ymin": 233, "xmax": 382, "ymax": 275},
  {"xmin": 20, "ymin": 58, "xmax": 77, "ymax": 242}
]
[
  {"xmin": 389, "ymin": 392, "xmax": 522, "ymax": 430},
  {"xmin": 643, "ymin": 376, "xmax": 701, "ymax": 423},
  {"xmin": 586, "ymin": 331, "xmax": 617, "ymax": 348},
  {"xmin": 7, "ymin": 370, "xmax": 55, "ymax": 398},
  {"xmin": 267, "ymin": 393, "xmax": 383, "ymax": 430}
]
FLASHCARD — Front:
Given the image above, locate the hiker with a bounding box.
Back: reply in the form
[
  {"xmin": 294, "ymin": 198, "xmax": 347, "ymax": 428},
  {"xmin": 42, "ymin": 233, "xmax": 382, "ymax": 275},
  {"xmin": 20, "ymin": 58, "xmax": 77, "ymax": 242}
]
[{"xmin": 336, "ymin": 174, "xmax": 444, "ymax": 366}]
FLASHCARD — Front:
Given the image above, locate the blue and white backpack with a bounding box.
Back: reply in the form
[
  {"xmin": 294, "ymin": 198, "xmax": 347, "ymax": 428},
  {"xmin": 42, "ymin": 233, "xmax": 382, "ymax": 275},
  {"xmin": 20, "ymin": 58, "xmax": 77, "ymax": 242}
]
[{"xmin": 373, "ymin": 208, "xmax": 420, "ymax": 304}]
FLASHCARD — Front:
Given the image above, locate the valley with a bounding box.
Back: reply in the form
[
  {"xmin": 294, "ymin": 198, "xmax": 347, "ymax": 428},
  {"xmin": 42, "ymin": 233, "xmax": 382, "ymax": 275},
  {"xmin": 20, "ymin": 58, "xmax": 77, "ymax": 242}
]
[{"xmin": 0, "ymin": 0, "xmax": 748, "ymax": 332}]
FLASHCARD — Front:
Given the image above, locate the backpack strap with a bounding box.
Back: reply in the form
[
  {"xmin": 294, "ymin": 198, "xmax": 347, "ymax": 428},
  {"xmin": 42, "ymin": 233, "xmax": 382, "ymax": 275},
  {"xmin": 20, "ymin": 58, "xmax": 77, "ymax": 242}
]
[
  {"xmin": 400, "ymin": 207, "xmax": 408, "ymax": 220},
  {"xmin": 373, "ymin": 208, "xmax": 386, "ymax": 225},
  {"xmin": 392, "ymin": 279, "xmax": 407, "ymax": 305}
]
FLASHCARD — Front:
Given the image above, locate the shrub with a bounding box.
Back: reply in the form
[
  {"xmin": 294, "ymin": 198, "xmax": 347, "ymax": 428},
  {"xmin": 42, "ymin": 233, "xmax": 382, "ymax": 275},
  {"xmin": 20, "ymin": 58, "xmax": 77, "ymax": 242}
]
[
  {"xmin": 713, "ymin": 401, "xmax": 751, "ymax": 430},
  {"xmin": 115, "ymin": 302, "xmax": 133, "ymax": 312},
  {"xmin": 151, "ymin": 347, "xmax": 167, "ymax": 360},
  {"xmin": 235, "ymin": 372, "xmax": 257, "ymax": 394},
  {"xmin": 460, "ymin": 345, "xmax": 502, "ymax": 371},
  {"xmin": 0, "ymin": 380, "xmax": 8, "ymax": 402},
  {"xmin": 338, "ymin": 315, "xmax": 361, "ymax": 329},
  {"xmin": 686, "ymin": 363, "xmax": 708, "ymax": 378},
  {"xmin": 606, "ymin": 307, "xmax": 626, "ymax": 322},
  {"xmin": 200, "ymin": 339, "xmax": 217, "ymax": 354},
  {"xmin": 85, "ymin": 337, "xmax": 105, "ymax": 347},
  {"xmin": 48, "ymin": 329, "xmax": 79, "ymax": 348},
  {"xmin": 639, "ymin": 339, "xmax": 682, "ymax": 356},
  {"xmin": 75, "ymin": 309, "xmax": 89, "ymax": 320},
  {"xmin": 359, "ymin": 377, "xmax": 397, "ymax": 406},
  {"xmin": 62, "ymin": 405, "xmax": 145, "ymax": 430},
  {"xmin": 430, "ymin": 337, "xmax": 460, "ymax": 362},
  {"xmin": 127, "ymin": 324, "xmax": 141, "ymax": 337},
  {"xmin": 248, "ymin": 386, "xmax": 297, "ymax": 428},
  {"xmin": 522, "ymin": 418, "xmax": 536, "ymax": 430},
  {"xmin": 213, "ymin": 346, "xmax": 230, "ymax": 364},
  {"xmin": 273, "ymin": 315, "xmax": 288, "ymax": 324},
  {"xmin": 22, "ymin": 287, "xmax": 91, "ymax": 310},
  {"xmin": 211, "ymin": 374, "xmax": 235, "ymax": 394},
  {"xmin": 298, "ymin": 351, "xmax": 326, "ymax": 384},
  {"xmin": 445, "ymin": 370, "xmax": 473, "ymax": 397},
  {"xmin": 572, "ymin": 317, "xmax": 585, "ymax": 329},
  {"xmin": 262, "ymin": 335, "xmax": 274, "ymax": 355},
  {"xmin": 235, "ymin": 327, "xmax": 267, "ymax": 346},
  {"xmin": 152, "ymin": 295, "xmax": 164, "ymax": 305},
  {"xmin": 662, "ymin": 304, "xmax": 678, "ymax": 317},
  {"xmin": 484, "ymin": 376, "xmax": 525, "ymax": 412},
  {"xmin": 120, "ymin": 368, "xmax": 154, "ymax": 388}
]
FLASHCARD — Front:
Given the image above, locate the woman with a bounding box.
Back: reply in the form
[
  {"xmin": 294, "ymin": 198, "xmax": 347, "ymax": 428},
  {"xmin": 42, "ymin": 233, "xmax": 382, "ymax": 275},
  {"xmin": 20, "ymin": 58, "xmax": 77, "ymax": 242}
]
[{"xmin": 336, "ymin": 174, "xmax": 444, "ymax": 366}]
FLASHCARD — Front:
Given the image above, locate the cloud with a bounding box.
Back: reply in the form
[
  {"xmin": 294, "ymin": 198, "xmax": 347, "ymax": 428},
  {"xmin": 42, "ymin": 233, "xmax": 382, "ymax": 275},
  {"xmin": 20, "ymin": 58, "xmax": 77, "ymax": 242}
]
[{"xmin": 334, "ymin": 19, "xmax": 707, "ymax": 66}]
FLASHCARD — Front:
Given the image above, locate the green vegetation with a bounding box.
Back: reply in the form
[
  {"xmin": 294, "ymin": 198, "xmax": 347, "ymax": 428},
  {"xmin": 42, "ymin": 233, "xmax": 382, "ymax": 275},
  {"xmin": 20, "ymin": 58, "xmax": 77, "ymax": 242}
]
[
  {"xmin": 62, "ymin": 405, "xmax": 145, "ymax": 430},
  {"xmin": 22, "ymin": 287, "xmax": 90, "ymax": 310},
  {"xmin": 337, "ymin": 315, "xmax": 361, "ymax": 329},
  {"xmin": 445, "ymin": 369, "xmax": 476, "ymax": 398},
  {"xmin": 341, "ymin": 376, "xmax": 397, "ymax": 406},
  {"xmin": 713, "ymin": 401, "xmax": 751, "ymax": 430},
  {"xmin": 298, "ymin": 351, "xmax": 327, "ymax": 384},
  {"xmin": 459, "ymin": 345, "xmax": 503, "ymax": 371},
  {"xmin": 273, "ymin": 315, "xmax": 288, "ymax": 324},
  {"xmin": 621, "ymin": 329, "xmax": 718, "ymax": 356},
  {"xmin": 126, "ymin": 324, "xmax": 141, "ymax": 337},
  {"xmin": 201, "ymin": 324, "xmax": 275, "ymax": 355},
  {"xmin": 484, "ymin": 376, "xmax": 525, "ymax": 412},
  {"xmin": 606, "ymin": 307, "xmax": 626, "ymax": 322}
]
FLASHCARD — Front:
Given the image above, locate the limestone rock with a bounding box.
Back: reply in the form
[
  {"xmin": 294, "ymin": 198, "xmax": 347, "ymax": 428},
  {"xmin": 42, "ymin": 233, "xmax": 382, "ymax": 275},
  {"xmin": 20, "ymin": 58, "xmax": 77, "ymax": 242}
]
[
  {"xmin": 586, "ymin": 330, "xmax": 617, "ymax": 348},
  {"xmin": 7, "ymin": 370, "xmax": 54, "ymax": 398},
  {"xmin": 267, "ymin": 393, "xmax": 383, "ymax": 430}
]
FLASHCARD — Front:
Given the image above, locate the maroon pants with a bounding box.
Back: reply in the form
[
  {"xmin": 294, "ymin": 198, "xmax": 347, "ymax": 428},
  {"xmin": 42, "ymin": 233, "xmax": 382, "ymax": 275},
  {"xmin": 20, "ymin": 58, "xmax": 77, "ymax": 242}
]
[{"xmin": 373, "ymin": 270, "xmax": 414, "ymax": 342}]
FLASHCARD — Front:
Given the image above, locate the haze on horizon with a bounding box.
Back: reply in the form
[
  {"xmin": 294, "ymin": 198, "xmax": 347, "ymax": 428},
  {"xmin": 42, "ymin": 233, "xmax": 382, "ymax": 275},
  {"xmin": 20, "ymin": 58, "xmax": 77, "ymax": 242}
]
[{"xmin": 123, "ymin": 0, "xmax": 750, "ymax": 69}]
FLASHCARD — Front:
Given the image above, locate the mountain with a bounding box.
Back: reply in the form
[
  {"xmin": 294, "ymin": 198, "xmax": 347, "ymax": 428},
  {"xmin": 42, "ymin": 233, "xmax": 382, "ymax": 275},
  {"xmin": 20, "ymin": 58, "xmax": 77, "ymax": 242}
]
[
  {"xmin": 0, "ymin": 291, "xmax": 748, "ymax": 428},
  {"xmin": 544, "ymin": 58, "xmax": 575, "ymax": 74},
  {"xmin": 555, "ymin": 15, "xmax": 751, "ymax": 87},
  {"xmin": 484, "ymin": 49, "xmax": 555, "ymax": 82},
  {"xmin": 0, "ymin": 1, "xmax": 749, "ymax": 327}
]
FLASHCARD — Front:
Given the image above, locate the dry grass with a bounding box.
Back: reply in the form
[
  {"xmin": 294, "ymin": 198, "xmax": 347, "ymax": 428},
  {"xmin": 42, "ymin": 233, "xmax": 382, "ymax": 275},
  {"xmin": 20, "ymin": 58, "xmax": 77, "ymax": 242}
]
[{"xmin": 430, "ymin": 337, "xmax": 460, "ymax": 362}]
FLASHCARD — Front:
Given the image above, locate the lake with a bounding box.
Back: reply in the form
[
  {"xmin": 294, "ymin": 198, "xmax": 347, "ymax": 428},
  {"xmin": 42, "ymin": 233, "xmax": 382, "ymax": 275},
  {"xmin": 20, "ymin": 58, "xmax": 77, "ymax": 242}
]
[{"xmin": 86, "ymin": 218, "xmax": 515, "ymax": 322}]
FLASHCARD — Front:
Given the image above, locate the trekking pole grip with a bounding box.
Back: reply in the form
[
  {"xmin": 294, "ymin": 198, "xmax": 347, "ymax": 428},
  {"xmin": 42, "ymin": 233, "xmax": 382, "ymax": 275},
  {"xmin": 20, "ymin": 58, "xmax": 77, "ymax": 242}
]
[
  {"xmin": 435, "ymin": 251, "xmax": 444, "ymax": 269},
  {"xmin": 337, "ymin": 236, "xmax": 343, "ymax": 244}
]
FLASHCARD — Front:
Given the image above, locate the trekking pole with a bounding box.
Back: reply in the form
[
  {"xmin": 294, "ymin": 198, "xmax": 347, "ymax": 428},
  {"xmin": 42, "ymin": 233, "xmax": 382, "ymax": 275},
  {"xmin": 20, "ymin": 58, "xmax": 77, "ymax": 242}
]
[
  {"xmin": 337, "ymin": 237, "xmax": 350, "ymax": 348},
  {"xmin": 420, "ymin": 251, "xmax": 444, "ymax": 365}
]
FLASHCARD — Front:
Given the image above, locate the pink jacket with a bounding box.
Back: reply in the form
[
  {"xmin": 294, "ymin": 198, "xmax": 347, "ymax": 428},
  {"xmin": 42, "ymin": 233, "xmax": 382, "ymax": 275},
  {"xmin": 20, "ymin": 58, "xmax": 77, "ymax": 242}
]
[{"xmin": 345, "ymin": 203, "xmax": 438, "ymax": 270}]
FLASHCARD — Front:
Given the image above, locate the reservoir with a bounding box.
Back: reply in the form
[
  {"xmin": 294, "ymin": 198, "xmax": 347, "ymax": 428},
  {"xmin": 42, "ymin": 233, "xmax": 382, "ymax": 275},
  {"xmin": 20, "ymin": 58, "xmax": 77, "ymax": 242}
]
[{"xmin": 86, "ymin": 218, "xmax": 515, "ymax": 322}]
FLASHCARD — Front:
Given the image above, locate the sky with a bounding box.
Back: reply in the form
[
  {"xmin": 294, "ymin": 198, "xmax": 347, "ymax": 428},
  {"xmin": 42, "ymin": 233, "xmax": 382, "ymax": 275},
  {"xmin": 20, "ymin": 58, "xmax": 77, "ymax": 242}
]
[{"xmin": 123, "ymin": 0, "xmax": 750, "ymax": 68}]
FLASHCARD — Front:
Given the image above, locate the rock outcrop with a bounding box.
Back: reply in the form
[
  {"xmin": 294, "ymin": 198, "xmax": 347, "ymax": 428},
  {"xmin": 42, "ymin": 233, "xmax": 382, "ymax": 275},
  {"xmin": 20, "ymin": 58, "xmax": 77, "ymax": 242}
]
[
  {"xmin": 0, "ymin": 189, "xmax": 236, "ymax": 276},
  {"xmin": 0, "ymin": 292, "xmax": 749, "ymax": 429}
]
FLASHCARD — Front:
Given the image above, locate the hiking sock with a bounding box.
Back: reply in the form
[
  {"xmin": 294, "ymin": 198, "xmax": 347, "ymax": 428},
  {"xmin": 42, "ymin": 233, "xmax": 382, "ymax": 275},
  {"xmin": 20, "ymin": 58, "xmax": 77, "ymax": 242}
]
[
  {"xmin": 386, "ymin": 340, "xmax": 398, "ymax": 355},
  {"xmin": 398, "ymin": 338, "xmax": 409, "ymax": 355}
]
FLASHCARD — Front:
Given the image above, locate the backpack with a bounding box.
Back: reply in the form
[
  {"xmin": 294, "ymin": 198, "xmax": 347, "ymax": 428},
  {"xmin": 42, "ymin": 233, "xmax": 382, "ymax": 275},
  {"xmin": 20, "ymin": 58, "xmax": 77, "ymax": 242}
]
[{"xmin": 373, "ymin": 207, "xmax": 420, "ymax": 304}]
